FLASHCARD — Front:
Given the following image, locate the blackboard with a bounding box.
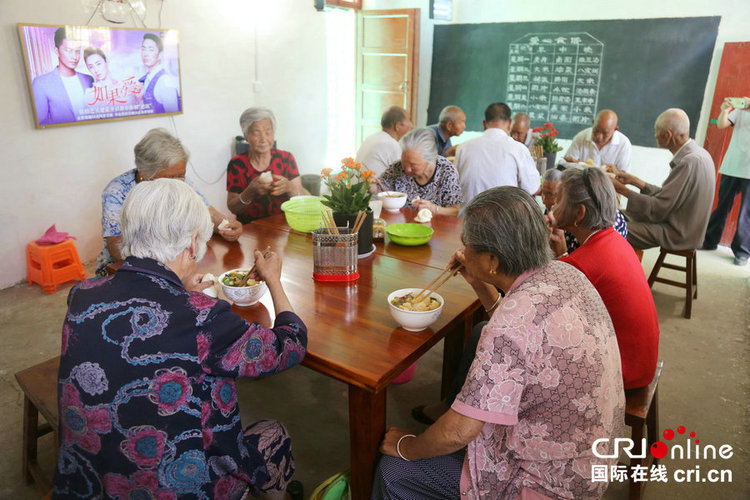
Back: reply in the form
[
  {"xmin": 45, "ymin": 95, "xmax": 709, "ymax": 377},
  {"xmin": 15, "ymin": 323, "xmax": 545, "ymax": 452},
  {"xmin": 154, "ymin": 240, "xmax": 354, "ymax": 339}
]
[{"xmin": 429, "ymin": 17, "xmax": 720, "ymax": 147}]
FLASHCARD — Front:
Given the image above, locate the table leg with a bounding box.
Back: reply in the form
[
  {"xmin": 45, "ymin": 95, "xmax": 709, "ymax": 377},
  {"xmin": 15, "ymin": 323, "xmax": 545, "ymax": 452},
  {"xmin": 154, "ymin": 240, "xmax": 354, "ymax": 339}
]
[
  {"xmin": 348, "ymin": 385, "xmax": 386, "ymax": 500},
  {"xmin": 441, "ymin": 321, "xmax": 468, "ymax": 400}
]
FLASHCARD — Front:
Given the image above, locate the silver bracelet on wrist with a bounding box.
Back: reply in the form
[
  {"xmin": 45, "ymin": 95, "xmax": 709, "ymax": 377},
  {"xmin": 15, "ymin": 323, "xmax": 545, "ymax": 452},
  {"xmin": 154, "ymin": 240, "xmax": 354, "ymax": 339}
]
[
  {"xmin": 485, "ymin": 293, "xmax": 503, "ymax": 313},
  {"xmin": 396, "ymin": 434, "xmax": 416, "ymax": 461}
]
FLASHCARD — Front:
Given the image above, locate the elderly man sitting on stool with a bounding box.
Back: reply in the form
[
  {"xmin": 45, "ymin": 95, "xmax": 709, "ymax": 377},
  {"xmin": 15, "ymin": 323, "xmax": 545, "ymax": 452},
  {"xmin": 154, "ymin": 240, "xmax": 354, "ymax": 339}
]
[{"xmin": 611, "ymin": 108, "xmax": 715, "ymax": 251}]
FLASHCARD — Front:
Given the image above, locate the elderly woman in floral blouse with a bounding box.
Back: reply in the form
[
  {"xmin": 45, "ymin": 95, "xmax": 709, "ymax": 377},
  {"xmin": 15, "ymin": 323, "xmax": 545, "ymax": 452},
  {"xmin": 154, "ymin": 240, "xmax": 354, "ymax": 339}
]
[
  {"xmin": 379, "ymin": 128, "xmax": 462, "ymax": 216},
  {"xmin": 373, "ymin": 187, "xmax": 624, "ymax": 500},
  {"xmin": 54, "ymin": 179, "xmax": 306, "ymax": 499}
]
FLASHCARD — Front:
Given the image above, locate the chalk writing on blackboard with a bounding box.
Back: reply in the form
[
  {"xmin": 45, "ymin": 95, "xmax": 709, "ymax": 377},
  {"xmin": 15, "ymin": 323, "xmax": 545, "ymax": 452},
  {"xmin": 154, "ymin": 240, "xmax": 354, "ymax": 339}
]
[{"xmin": 506, "ymin": 33, "xmax": 603, "ymax": 126}]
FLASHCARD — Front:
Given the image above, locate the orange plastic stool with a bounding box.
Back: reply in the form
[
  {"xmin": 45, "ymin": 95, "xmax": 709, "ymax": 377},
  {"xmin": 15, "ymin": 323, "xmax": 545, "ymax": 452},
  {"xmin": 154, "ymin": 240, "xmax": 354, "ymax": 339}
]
[{"xmin": 26, "ymin": 239, "xmax": 86, "ymax": 294}]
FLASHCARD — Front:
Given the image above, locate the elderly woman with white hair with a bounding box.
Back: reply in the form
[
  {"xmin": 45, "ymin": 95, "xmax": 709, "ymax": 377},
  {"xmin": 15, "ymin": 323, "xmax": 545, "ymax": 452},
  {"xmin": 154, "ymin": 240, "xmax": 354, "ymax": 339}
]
[
  {"xmin": 96, "ymin": 128, "xmax": 242, "ymax": 276},
  {"xmin": 55, "ymin": 179, "xmax": 307, "ymax": 499},
  {"xmin": 227, "ymin": 107, "xmax": 304, "ymax": 223},
  {"xmin": 373, "ymin": 186, "xmax": 624, "ymax": 500},
  {"xmin": 379, "ymin": 128, "xmax": 462, "ymax": 216},
  {"xmin": 548, "ymin": 167, "xmax": 659, "ymax": 390}
]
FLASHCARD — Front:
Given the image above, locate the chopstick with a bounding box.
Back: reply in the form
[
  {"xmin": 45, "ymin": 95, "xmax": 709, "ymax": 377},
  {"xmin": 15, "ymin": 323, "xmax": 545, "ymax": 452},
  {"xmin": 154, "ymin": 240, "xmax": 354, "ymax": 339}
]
[
  {"xmin": 237, "ymin": 246, "xmax": 272, "ymax": 286},
  {"xmin": 352, "ymin": 210, "xmax": 366, "ymax": 234},
  {"xmin": 322, "ymin": 209, "xmax": 340, "ymax": 235},
  {"xmin": 414, "ymin": 261, "xmax": 461, "ymax": 302}
]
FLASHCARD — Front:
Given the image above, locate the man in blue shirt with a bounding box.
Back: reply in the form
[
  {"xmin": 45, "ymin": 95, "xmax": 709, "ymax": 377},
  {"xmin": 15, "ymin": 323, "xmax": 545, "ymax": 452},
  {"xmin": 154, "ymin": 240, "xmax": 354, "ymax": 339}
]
[{"xmin": 427, "ymin": 105, "xmax": 466, "ymax": 156}]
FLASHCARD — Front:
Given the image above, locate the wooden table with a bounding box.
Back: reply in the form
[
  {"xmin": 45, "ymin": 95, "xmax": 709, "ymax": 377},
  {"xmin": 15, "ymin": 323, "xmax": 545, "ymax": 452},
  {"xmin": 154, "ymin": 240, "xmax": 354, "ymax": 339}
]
[{"xmin": 202, "ymin": 210, "xmax": 479, "ymax": 500}]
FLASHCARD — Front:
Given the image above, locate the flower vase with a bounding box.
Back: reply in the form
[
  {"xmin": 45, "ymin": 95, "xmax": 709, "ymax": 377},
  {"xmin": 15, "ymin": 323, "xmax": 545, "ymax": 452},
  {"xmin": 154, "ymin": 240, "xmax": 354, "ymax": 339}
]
[
  {"xmin": 333, "ymin": 210, "xmax": 374, "ymax": 257},
  {"xmin": 544, "ymin": 152, "xmax": 557, "ymax": 171}
]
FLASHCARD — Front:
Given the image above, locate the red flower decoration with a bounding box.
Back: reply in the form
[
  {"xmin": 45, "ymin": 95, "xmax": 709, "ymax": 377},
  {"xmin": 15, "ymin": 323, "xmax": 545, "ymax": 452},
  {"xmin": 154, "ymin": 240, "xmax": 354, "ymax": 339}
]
[{"xmin": 60, "ymin": 383, "xmax": 111, "ymax": 454}]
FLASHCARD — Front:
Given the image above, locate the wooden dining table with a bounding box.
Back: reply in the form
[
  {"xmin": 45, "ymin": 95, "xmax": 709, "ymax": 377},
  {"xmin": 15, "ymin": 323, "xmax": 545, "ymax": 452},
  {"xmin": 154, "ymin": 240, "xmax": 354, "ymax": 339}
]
[{"xmin": 201, "ymin": 207, "xmax": 480, "ymax": 500}]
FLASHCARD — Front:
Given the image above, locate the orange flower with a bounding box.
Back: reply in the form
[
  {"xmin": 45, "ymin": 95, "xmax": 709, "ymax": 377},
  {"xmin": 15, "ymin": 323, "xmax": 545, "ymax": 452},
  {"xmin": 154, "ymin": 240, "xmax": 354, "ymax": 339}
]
[
  {"xmin": 335, "ymin": 172, "xmax": 346, "ymax": 181},
  {"xmin": 362, "ymin": 170, "xmax": 375, "ymax": 180},
  {"xmin": 320, "ymin": 168, "xmax": 333, "ymax": 177}
]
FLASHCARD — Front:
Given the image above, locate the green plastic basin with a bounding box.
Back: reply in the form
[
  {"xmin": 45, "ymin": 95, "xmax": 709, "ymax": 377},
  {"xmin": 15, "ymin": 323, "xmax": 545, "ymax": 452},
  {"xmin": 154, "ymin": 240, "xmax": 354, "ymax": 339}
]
[
  {"xmin": 280, "ymin": 197, "xmax": 326, "ymax": 233},
  {"xmin": 386, "ymin": 223, "xmax": 434, "ymax": 246}
]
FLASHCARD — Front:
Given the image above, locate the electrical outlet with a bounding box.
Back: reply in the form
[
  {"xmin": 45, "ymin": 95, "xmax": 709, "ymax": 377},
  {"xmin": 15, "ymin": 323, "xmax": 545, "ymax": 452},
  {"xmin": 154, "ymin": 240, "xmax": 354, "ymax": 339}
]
[{"xmin": 253, "ymin": 81, "xmax": 263, "ymax": 93}]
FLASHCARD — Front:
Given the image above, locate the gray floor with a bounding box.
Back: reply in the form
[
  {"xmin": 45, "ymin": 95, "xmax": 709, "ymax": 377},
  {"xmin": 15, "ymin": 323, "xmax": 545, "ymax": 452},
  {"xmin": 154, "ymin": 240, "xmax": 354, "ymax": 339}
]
[{"xmin": 1, "ymin": 247, "xmax": 748, "ymax": 499}]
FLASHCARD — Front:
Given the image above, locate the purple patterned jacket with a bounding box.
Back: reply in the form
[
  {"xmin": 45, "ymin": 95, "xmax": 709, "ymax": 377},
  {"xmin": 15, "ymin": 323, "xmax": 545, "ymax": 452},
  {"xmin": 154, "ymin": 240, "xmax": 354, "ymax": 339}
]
[{"xmin": 52, "ymin": 257, "xmax": 307, "ymax": 499}]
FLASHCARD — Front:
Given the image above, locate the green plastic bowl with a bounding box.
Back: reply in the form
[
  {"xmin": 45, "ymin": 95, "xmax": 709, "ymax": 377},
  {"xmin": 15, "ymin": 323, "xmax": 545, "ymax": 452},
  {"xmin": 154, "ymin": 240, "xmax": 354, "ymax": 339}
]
[
  {"xmin": 386, "ymin": 223, "xmax": 434, "ymax": 246},
  {"xmin": 280, "ymin": 196, "xmax": 326, "ymax": 233}
]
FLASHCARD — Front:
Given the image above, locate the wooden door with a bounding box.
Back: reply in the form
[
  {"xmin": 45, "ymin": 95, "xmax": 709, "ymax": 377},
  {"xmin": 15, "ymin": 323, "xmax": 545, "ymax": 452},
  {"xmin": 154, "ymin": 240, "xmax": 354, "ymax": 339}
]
[
  {"xmin": 356, "ymin": 9, "xmax": 420, "ymax": 147},
  {"xmin": 702, "ymin": 42, "xmax": 750, "ymax": 246}
]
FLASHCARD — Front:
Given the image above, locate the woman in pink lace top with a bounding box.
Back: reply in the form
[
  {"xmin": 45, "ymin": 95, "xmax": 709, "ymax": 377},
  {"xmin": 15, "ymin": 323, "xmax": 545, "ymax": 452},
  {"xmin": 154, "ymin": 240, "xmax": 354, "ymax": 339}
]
[{"xmin": 372, "ymin": 187, "xmax": 625, "ymax": 500}]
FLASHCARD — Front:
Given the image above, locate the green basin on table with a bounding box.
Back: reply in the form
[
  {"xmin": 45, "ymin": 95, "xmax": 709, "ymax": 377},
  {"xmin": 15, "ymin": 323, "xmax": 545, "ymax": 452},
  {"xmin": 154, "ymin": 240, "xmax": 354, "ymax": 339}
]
[
  {"xmin": 386, "ymin": 223, "xmax": 434, "ymax": 246},
  {"xmin": 280, "ymin": 197, "xmax": 326, "ymax": 233}
]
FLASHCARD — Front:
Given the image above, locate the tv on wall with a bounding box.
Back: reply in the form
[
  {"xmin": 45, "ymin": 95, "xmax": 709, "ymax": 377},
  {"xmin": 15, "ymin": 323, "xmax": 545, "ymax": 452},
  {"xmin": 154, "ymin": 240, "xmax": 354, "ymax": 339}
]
[{"xmin": 18, "ymin": 23, "xmax": 183, "ymax": 129}]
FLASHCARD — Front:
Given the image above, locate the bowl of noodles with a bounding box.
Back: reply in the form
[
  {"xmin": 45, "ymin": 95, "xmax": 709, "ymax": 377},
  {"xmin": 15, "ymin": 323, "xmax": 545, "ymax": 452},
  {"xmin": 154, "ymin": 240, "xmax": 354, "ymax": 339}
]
[
  {"xmin": 219, "ymin": 269, "xmax": 267, "ymax": 307},
  {"xmin": 387, "ymin": 288, "xmax": 444, "ymax": 332}
]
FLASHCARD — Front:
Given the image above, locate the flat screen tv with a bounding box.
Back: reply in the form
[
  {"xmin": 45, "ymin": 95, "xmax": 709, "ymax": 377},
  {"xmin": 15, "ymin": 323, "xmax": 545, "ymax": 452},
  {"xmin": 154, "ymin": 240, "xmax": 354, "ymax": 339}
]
[{"xmin": 18, "ymin": 23, "xmax": 183, "ymax": 129}]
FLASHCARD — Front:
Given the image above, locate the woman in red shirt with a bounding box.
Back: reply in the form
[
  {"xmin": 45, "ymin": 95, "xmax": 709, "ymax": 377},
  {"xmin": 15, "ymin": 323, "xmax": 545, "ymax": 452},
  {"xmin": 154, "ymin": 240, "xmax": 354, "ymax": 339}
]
[
  {"xmin": 227, "ymin": 107, "xmax": 304, "ymax": 222},
  {"xmin": 548, "ymin": 167, "xmax": 659, "ymax": 389}
]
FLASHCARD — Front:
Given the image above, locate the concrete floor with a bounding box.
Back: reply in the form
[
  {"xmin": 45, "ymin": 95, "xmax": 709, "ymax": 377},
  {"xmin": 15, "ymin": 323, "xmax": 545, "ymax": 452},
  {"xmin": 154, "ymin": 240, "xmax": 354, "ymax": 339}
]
[{"xmin": 1, "ymin": 247, "xmax": 748, "ymax": 499}]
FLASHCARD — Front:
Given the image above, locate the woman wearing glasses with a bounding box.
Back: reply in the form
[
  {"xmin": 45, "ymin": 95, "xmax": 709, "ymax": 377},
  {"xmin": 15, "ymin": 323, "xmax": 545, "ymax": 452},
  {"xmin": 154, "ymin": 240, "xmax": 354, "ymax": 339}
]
[{"xmin": 96, "ymin": 128, "xmax": 242, "ymax": 276}]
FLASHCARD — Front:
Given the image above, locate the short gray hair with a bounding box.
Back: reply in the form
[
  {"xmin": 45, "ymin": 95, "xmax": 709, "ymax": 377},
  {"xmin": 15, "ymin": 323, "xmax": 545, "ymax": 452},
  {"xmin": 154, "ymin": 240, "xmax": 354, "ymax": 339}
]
[
  {"xmin": 557, "ymin": 167, "xmax": 616, "ymax": 230},
  {"xmin": 463, "ymin": 186, "xmax": 551, "ymax": 276},
  {"xmin": 134, "ymin": 128, "xmax": 189, "ymax": 180},
  {"xmin": 438, "ymin": 105, "xmax": 464, "ymax": 126},
  {"xmin": 400, "ymin": 128, "xmax": 438, "ymax": 165},
  {"xmin": 655, "ymin": 108, "xmax": 690, "ymax": 137},
  {"xmin": 542, "ymin": 168, "xmax": 562, "ymax": 183},
  {"xmin": 240, "ymin": 107, "xmax": 277, "ymax": 137},
  {"xmin": 120, "ymin": 179, "xmax": 213, "ymax": 264}
]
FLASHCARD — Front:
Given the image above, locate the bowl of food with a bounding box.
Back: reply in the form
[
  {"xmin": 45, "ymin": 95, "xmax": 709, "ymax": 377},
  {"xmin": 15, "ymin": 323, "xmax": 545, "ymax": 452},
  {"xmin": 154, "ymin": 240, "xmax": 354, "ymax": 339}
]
[
  {"xmin": 377, "ymin": 191, "xmax": 407, "ymax": 212},
  {"xmin": 219, "ymin": 269, "xmax": 267, "ymax": 306},
  {"xmin": 387, "ymin": 288, "xmax": 444, "ymax": 332},
  {"xmin": 386, "ymin": 223, "xmax": 434, "ymax": 246},
  {"xmin": 280, "ymin": 196, "xmax": 326, "ymax": 233}
]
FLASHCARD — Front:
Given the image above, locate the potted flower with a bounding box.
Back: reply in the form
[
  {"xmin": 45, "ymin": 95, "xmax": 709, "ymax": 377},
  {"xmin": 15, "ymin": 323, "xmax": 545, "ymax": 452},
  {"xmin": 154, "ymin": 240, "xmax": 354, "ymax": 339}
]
[
  {"xmin": 321, "ymin": 158, "xmax": 375, "ymax": 256},
  {"xmin": 532, "ymin": 122, "xmax": 563, "ymax": 171}
]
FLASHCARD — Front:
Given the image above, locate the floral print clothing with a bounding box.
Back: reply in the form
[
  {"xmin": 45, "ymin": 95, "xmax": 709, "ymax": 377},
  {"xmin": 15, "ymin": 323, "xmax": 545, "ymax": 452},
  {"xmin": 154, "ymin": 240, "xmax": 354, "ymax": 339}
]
[
  {"xmin": 380, "ymin": 156, "xmax": 463, "ymax": 208},
  {"xmin": 53, "ymin": 257, "xmax": 307, "ymax": 499},
  {"xmin": 226, "ymin": 149, "xmax": 300, "ymax": 223},
  {"xmin": 96, "ymin": 170, "xmax": 209, "ymax": 276},
  {"xmin": 452, "ymin": 261, "xmax": 625, "ymax": 499}
]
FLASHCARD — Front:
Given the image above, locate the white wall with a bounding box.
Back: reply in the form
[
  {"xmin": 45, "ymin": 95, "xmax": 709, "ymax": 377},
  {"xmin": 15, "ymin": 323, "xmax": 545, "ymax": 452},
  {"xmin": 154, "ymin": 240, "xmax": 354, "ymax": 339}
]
[{"xmin": 0, "ymin": 0, "xmax": 330, "ymax": 288}]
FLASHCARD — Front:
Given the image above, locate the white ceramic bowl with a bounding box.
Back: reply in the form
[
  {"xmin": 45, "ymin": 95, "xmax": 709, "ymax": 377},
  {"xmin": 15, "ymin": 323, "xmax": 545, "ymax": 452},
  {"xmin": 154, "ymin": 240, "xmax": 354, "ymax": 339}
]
[
  {"xmin": 219, "ymin": 269, "xmax": 268, "ymax": 307},
  {"xmin": 387, "ymin": 288, "xmax": 444, "ymax": 332},
  {"xmin": 378, "ymin": 191, "xmax": 407, "ymax": 212}
]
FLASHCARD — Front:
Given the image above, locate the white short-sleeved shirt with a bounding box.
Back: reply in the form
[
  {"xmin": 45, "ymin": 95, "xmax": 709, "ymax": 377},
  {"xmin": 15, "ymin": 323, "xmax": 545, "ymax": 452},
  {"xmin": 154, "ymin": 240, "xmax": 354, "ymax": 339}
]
[
  {"xmin": 565, "ymin": 128, "xmax": 632, "ymax": 172},
  {"xmin": 718, "ymin": 109, "xmax": 750, "ymax": 179},
  {"xmin": 355, "ymin": 130, "xmax": 401, "ymax": 177},
  {"xmin": 455, "ymin": 128, "xmax": 541, "ymax": 211}
]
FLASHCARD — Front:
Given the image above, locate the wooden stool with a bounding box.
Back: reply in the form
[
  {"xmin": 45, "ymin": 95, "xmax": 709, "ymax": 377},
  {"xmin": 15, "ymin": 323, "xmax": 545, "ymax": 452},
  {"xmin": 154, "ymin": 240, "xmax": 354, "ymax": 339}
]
[
  {"xmin": 26, "ymin": 240, "xmax": 86, "ymax": 294},
  {"xmin": 15, "ymin": 356, "xmax": 61, "ymax": 493},
  {"xmin": 647, "ymin": 248, "xmax": 697, "ymax": 318},
  {"xmin": 624, "ymin": 360, "xmax": 663, "ymax": 500}
]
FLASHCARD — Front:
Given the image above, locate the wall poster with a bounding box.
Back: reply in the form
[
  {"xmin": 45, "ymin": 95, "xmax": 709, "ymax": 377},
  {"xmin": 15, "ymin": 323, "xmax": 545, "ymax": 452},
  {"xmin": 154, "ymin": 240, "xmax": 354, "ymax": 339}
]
[{"xmin": 18, "ymin": 24, "xmax": 182, "ymax": 129}]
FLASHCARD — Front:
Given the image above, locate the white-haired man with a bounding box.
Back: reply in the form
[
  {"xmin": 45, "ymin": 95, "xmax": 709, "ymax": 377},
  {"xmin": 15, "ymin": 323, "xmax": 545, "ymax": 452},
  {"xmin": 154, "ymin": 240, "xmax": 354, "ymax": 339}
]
[
  {"xmin": 356, "ymin": 106, "xmax": 413, "ymax": 176},
  {"xmin": 612, "ymin": 108, "xmax": 715, "ymax": 250},
  {"xmin": 427, "ymin": 105, "xmax": 466, "ymax": 157}
]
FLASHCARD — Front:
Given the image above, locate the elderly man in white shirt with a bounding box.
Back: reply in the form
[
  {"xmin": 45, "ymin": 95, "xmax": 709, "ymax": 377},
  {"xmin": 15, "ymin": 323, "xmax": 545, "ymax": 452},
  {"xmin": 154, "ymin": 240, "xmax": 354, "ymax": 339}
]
[
  {"xmin": 564, "ymin": 109, "xmax": 632, "ymax": 171},
  {"xmin": 356, "ymin": 106, "xmax": 413, "ymax": 176},
  {"xmin": 455, "ymin": 103, "xmax": 540, "ymax": 213}
]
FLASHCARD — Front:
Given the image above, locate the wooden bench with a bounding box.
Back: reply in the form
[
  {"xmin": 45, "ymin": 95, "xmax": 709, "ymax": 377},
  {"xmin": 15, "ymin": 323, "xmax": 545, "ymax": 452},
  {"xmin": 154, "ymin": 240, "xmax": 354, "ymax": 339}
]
[
  {"xmin": 623, "ymin": 360, "xmax": 663, "ymax": 500},
  {"xmin": 15, "ymin": 356, "xmax": 60, "ymax": 493},
  {"xmin": 647, "ymin": 248, "xmax": 697, "ymax": 318}
]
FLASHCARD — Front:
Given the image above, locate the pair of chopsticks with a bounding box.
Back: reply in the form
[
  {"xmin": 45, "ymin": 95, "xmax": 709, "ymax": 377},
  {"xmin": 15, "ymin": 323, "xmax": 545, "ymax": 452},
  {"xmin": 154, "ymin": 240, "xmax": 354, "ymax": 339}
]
[
  {"xmin": 237, "ymin": 246, "xmax": 272, "ymax": 286},
  {"xmin": 322, "ymin": 209, "xmax": 340, "ymax": 235},
  {"xmin": 413, "ymin": 261, "xmax": 462, "ymax": 302},
  {"xmin": 352, "ymin": 210, "xmax": 367, "ymax": 234}
]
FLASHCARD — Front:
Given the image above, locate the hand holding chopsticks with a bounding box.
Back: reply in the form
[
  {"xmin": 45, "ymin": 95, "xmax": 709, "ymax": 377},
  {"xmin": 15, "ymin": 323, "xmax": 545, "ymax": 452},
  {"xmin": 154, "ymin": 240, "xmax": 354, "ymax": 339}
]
[
  {"xmin": 414, "ymin": 260, "xmax": 462, "ymax": 302},
  {"xmin": 238, "ymin": 246, "xmax": 272, "ymax": 286}
]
